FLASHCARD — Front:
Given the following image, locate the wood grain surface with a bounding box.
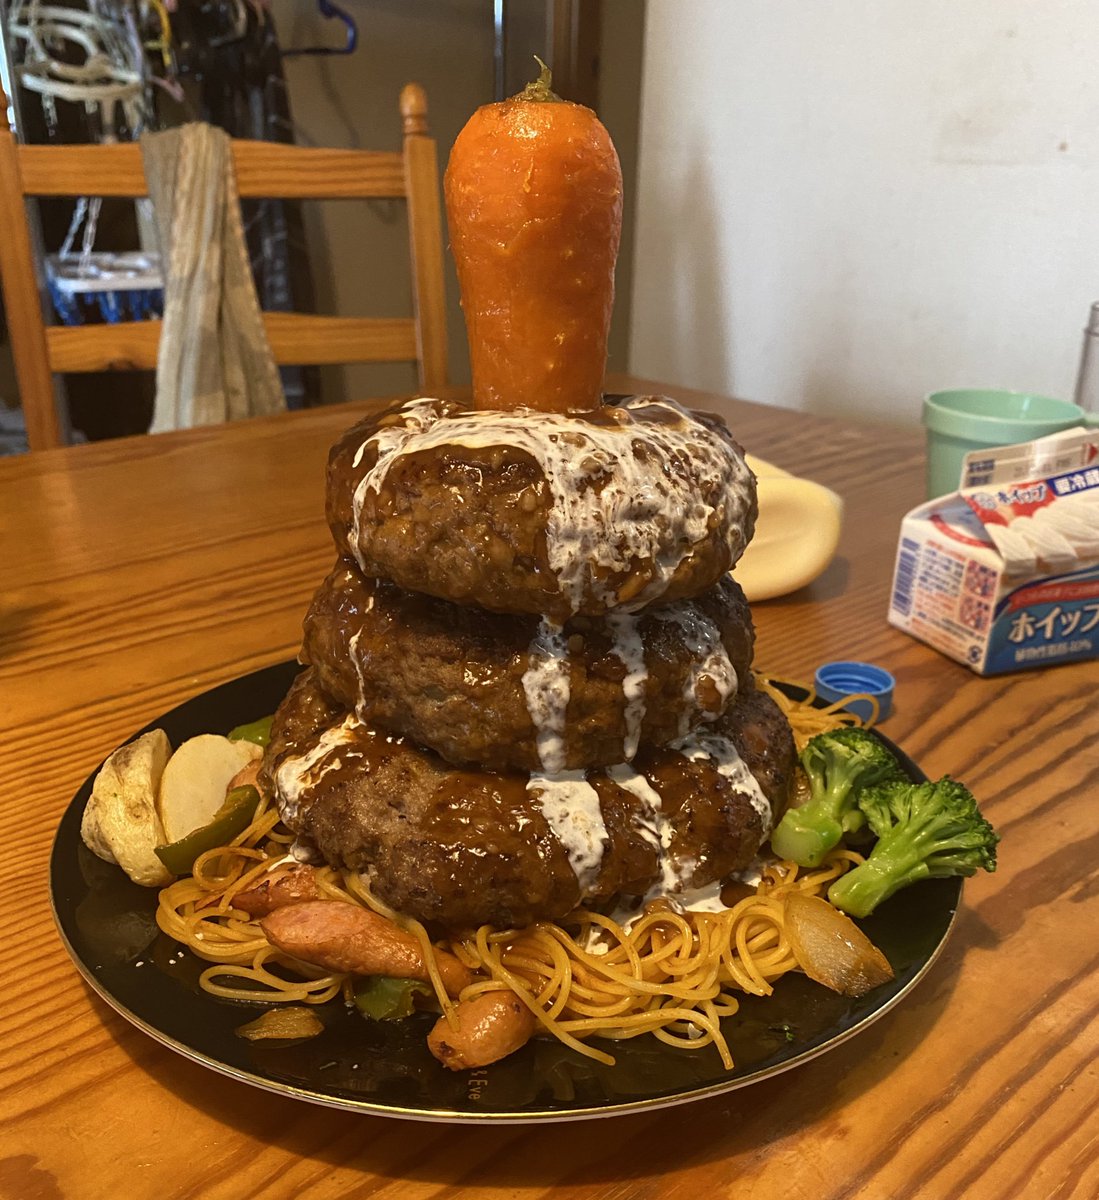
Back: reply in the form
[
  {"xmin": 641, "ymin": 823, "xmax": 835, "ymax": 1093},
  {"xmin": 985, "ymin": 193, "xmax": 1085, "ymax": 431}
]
[
  {"xmin": 1, "ymin": 377, "xmax": 1096, "ymax": 1200},
  {"xmin": 18, "ymin": 142, "xmax": 409, "ymax": 199},
  {"xmin": 46, "ymin": 315, "xmax": 420, "ymax": 374}
]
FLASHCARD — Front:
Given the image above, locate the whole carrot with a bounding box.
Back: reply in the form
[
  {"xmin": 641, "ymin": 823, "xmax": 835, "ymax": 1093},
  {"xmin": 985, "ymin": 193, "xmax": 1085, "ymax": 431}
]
[{"xmin": 444, "ymin": 61, "xmax": 623, "ymax": 413}]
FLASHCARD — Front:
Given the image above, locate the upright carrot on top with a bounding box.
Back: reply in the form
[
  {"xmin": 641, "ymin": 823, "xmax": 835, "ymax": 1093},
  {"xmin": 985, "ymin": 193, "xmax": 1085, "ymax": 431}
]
[{"xmin": 444, "ymin": 61, "xmax": 623, "ymax": 413}]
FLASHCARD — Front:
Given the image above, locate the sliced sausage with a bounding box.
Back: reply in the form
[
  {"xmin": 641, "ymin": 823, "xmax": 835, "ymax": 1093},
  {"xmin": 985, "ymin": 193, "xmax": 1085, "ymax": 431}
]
[
  {"xmin": 428, "ymin": 991, "xmax": 537, "ymax": 1070},
  {"xmin": 233, "ymin": 865, "xmax": 322, "ymax": 917},
  {"xmin": 260, "ymin": 900, "xmax": 472, "ymax": 996}
]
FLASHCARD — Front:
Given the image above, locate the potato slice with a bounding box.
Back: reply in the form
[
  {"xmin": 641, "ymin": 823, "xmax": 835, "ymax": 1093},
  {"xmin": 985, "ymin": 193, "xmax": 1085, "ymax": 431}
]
[
  {"xmin": 80, "ymin": 729, "xmax": 173, "ymax": 887},
  {"xmin": 785, "ymin": 891, "xmax": 894, "ymax": 998},
  {"xmin": 157, "ymin": 734, "xmax": 263, "ymax": 844}
]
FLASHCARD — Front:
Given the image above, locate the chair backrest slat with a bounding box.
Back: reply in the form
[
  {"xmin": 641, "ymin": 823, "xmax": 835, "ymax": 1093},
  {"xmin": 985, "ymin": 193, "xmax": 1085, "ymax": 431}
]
[
  {"xmin": 0, "ymin": 113, "xmax": 61, "ymax": 448},
  {"xmin": 18, "ymin": 142, "xmax": 408, "ymax": 199},
  {"xmin": 46, "ymin": 315, "xmax": 419, "ymax": 373},
  {"xmin": 403, "ymin": 134, "xmax": 449, "ymax": 392}
]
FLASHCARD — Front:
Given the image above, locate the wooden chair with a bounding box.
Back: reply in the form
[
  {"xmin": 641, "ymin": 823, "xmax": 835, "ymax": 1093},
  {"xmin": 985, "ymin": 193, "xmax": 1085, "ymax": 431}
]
[{"xmin": 0, "ymin": 83, "xmax": 449, "ymax": 451}]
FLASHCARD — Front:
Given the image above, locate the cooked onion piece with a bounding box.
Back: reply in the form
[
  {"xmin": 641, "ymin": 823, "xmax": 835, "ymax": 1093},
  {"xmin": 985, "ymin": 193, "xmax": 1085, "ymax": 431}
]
[
  {"xmin": 784, "ymin": 891, "xmax": 894, "ymax": 997},
  {"xmin": 234, "ymin": 1007, "xmax": 324, "ymax": 1041}
]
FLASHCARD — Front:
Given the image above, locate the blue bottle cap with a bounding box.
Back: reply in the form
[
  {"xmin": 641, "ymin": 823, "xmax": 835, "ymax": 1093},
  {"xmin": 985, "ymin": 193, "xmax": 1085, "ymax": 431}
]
[{"xmin": 814, "ymin": 661, "xmax": 895, "ymax": 723}]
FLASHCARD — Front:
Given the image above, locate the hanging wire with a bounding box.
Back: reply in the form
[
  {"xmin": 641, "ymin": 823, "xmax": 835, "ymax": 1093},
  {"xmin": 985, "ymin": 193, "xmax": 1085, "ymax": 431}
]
[{"xmin": 283, "ymin": 0, "xmax": 358, "ymax": 57}]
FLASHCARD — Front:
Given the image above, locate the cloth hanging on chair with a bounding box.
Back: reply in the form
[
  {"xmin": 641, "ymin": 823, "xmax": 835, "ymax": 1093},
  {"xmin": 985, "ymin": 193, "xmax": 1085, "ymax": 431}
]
[{"xmin": 140, "ymin": 123, "xmax": 285, "ymax": 431}]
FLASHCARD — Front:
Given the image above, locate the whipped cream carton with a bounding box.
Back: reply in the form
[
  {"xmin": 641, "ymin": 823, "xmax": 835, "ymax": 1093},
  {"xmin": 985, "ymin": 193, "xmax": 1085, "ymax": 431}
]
[{"xmin": 888, "ymin": 428, "xmax": 1099, "ymax": 674}]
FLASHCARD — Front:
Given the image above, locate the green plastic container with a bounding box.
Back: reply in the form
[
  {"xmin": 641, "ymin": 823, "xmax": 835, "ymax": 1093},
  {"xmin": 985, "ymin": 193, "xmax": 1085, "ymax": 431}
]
[{"xmin": 922, "ymin": 389, "xmax": 1095, "ymax": 499}]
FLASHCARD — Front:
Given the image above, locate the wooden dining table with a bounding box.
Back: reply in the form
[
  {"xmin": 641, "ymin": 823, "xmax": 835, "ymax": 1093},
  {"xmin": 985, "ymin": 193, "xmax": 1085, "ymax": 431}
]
[{"xmin": 2, "ymin": 374, "xmax": 1096, "ymax": 1200}]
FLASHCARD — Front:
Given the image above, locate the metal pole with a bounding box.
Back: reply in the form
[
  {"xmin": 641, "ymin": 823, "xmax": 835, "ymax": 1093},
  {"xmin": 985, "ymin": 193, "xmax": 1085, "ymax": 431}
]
[
  {"xmin": 493, "ymin": 0, "xmax": 505, "ymax": 101},
  {"xmin": 0, "ymin": 0, "xmax": 26, "ymax": 138}
]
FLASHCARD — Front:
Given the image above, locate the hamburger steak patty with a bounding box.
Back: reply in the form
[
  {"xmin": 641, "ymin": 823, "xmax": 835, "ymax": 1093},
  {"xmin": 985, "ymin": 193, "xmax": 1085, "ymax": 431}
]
[
  {"xmin": 264, "ymin": 669, "xmax": 795, "ymax": 929},
  {"xmin": 302, "ymin": 559, "xmax": 755, "ymax": 773},
  {"xmin": 326, "ymin": 394, "xmax": 758, "ymax": 622}
]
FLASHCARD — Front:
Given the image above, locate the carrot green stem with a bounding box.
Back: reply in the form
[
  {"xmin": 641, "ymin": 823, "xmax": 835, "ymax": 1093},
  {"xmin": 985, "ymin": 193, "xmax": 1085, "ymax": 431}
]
[{"xmin": 521, "ymin": 56, "xmax": 563, "ymax": 103}]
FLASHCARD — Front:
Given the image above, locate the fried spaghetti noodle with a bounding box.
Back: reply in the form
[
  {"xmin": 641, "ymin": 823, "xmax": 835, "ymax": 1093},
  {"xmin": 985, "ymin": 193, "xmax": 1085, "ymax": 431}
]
[
  {"xmin": 756, "ymin": 674, "xmax": 878, "ymax": 750},
  {"xmin": 155, "ymin": 676, "xmax": 871, "ymax": 1069}
]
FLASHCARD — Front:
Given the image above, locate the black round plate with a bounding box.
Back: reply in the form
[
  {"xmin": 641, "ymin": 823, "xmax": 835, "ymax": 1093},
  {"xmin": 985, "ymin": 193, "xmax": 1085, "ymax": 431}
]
[{"xmin": 51, "ymin": 662, "xmax": 961, "ymax": 1123}]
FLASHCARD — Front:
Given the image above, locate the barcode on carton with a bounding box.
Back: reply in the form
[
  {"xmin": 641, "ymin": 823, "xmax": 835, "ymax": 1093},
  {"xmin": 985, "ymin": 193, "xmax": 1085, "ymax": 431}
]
[{"xmin": 892, "ymin": 538, "xmax": 919, "ymax": 617}]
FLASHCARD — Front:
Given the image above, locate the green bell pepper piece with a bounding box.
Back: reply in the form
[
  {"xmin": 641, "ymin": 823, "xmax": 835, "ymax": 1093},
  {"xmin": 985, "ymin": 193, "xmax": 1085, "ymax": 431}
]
[
  {"xmin": 352, "ymin": 976, "xmax": 432, "ymax": 1021},
  {"xmin": 227, "ymin": 715, "xmax": 274, "ymax": 747},
  {"xmin": 155, "ymin": 785, "xmax": 260, "ymax": 875}
]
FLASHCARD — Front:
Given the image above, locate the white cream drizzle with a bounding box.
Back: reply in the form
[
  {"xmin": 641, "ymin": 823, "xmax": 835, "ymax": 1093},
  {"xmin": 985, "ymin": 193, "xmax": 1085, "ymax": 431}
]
[
  {"xmin": 606, "ymin": 763, "xmax": 678, "ymax": 895},
  {"xmin": 673, "ymin": 730, "xmax": 772, "ymax": 828},
  {"xmin": 348, "ymin": 395, "xmax": 754, "ymax": 614},
  {"xmin": 603, "ymin": 749, "xmax": 771, "ymax": 926},
  {"xmin": 348, "ymin": 628, "xmax": 372, "ymax": 724},
  {"xmin": 519, "ymin": 600, "xmax": 737, "ymax": 771},
  {"xmin": 351, "ymin": 396, "xmax": 439, "ymax": 471},
  {"xmin": 730, "ymin": 859, "xmax": 765, "ymax": 889},
  {"xmin": 606, "ymin": 613, "xmax": 647, "ymax": 760},
  {"xmin": 671, "ymin": 880, "xmax": 727, "ymax": 914},
  {"xmin": 526, "ymin": 771, "xmax": 608, "ymax": 894},
  {"xmin": 656, "ymin": 605, "xmax": 738, "ymax": 736},
  {"xmin": 605, "ymin": 863, "xmax": 765, "ymax": 932},
  {"xmin": 581, "ymin": 887, "xmax": 729, "ymax": 948},
  {"xmin": 521, "ymin": 618, "xmax": 571, "ymax": 773},
  {"xmin": 275, "ymin": 713, "xmax": 362, "ymax": 826}
]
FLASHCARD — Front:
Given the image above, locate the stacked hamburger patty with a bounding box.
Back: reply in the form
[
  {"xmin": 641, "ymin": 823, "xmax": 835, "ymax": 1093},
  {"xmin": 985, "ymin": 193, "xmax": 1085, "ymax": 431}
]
[{"xmin": 263, "ymin": 395, "xmax": 796, "ymax": 929}]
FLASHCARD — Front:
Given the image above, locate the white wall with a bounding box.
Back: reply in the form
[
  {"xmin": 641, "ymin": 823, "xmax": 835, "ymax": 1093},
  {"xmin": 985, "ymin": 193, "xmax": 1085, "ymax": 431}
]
[
  {"xmin": 271, "ymin": 0, "xmax": 495, "ymax": 404},
  {"xmin": 629, "ymin": 0, "xmax": 1099, "ymax": 425}
]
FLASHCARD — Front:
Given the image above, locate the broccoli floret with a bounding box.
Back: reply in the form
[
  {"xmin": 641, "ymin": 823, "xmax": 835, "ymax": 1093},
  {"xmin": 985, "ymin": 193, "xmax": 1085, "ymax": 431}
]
[
  {"xmin": 770, "ymin": 727, "xmax": 906, "ymax": 867},
  {"xmin": 827, "ymin": 776, "xmax": 999, "ymax": 918}
]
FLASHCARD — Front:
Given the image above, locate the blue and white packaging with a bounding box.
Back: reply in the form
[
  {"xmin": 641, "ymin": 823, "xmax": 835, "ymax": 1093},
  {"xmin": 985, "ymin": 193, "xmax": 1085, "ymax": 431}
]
[{"xmin": 888, "ymin": 428, "xmax": 1099, "ymax": 675}]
